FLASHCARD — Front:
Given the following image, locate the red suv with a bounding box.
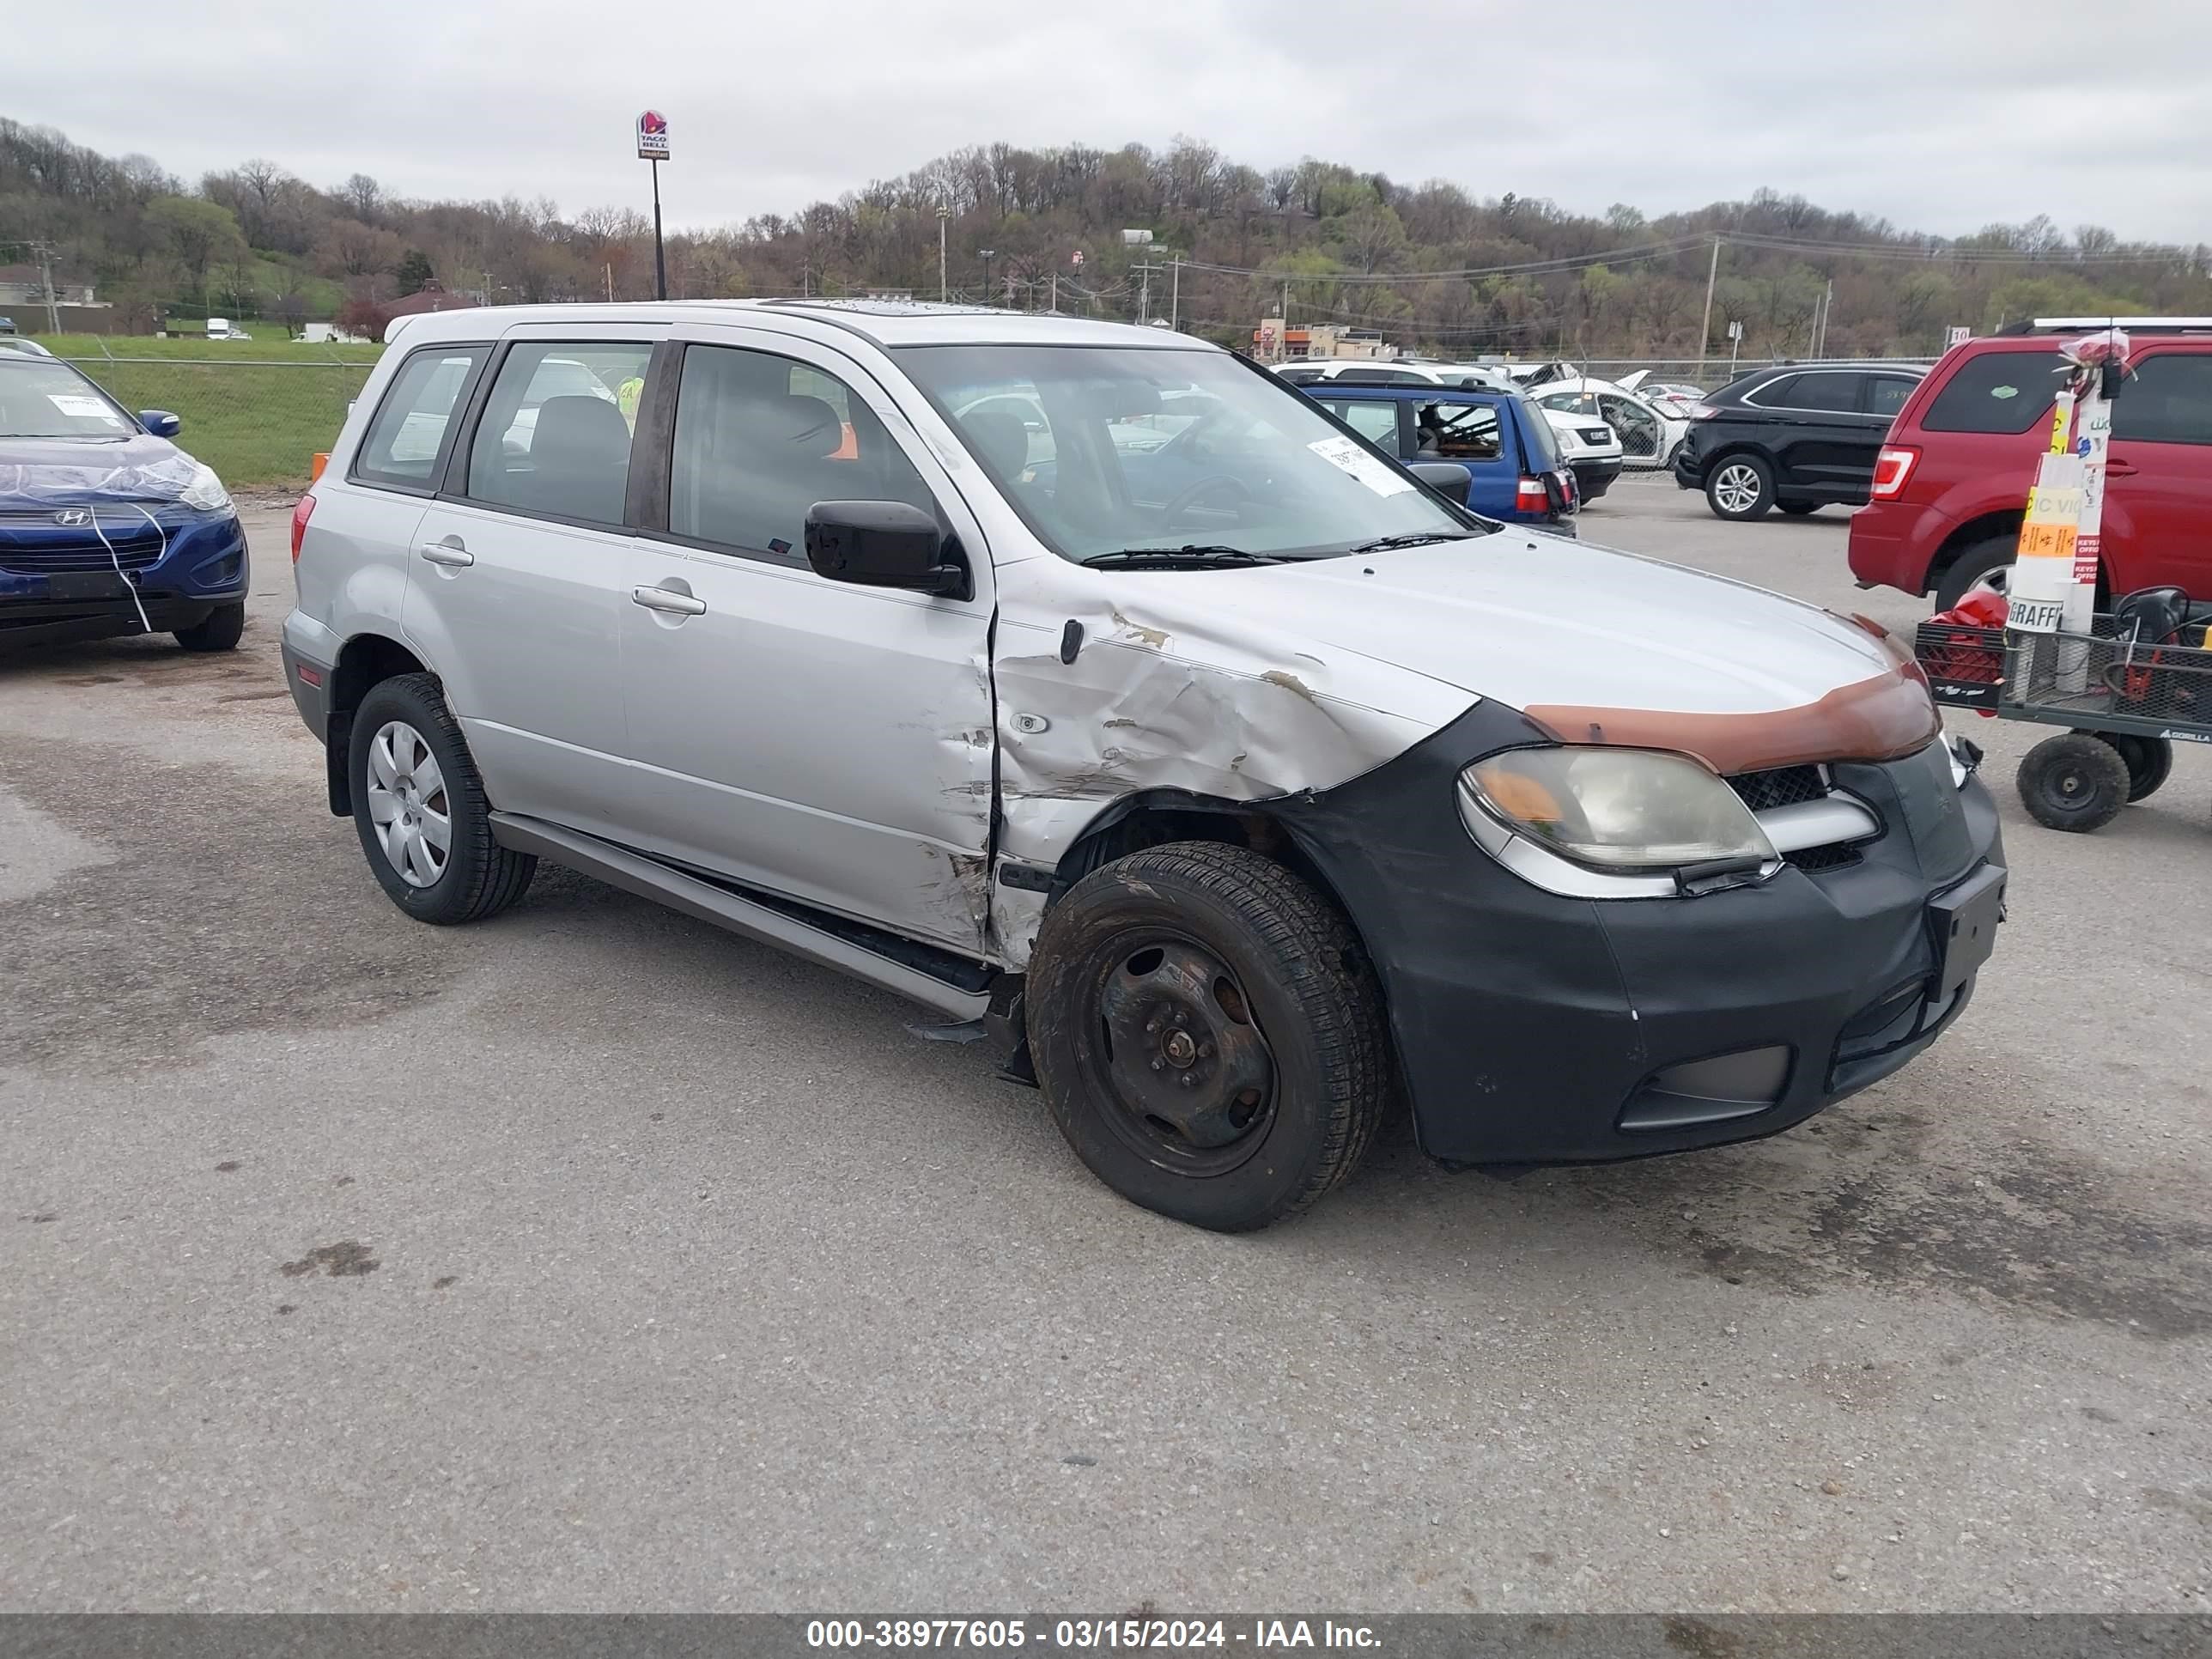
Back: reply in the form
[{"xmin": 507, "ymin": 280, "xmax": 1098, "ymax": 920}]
[{"xmin": 1848, "ymin": 322, "xmax": 2212, "ymax": 609}]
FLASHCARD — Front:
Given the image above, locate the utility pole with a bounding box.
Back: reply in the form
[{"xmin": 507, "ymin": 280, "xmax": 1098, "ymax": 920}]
[
  {"xmin": 937, "ymin": 206, "xmax": 950, "ymax": 303},
  {"xmin": 1697, "ymin": 234, "xmax": 1720, "ymax": 382},
  {"xmin": 1170, "ymin": 258, "xmax": 1181, "ymax": 331},
  {"xmin": 1817, "ymin": 276, "xmax": 1835, "ymax": 356},
  {"xmin": 1049, "ymin": 271, "xmax": 1058, "ymax": 313},
  {"xmin": 650, "ymin": 161, "xmax": 667, "ymax": 300},
  {"xmin": 1137, "ymin": 260, "xmax": 1151, "ymax": 325},
  {"xmin": 35, "ymin": 242, "xmax": 61, "ymax": 334},
  {"xmin": 979, "ymin": 248, "xmax": 994, "ymax": 308}
]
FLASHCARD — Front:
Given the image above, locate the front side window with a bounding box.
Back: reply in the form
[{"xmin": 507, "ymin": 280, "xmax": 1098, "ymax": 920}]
[
  {"xmin": 0, "ymin": 359, "xmax": 132, "ymax": 439},
  {"xmin": 465, "ymin": 342, "xmax": 651, "ymax": 526},
  {"xmin": 2112, "ymin": 353, "xmax": 2212, "ymax": 447},
  {"xmin": 900, "ymin": 345, "xmax": 1482, "ymax": 562},
  {"xmin": 1599, "ymin": 393, "xmax": 1661, "ymax": 459},
  {"xmin": 1866, "ymin": 374, "xmax": 1920, "ymax": 418},
  {"xmin": 669, "ymin": 344, "xmax": 936, "ymax": 559},
  {"xmin": 353, "ymin": 346, "xmax": 486, "ymax": 487}
]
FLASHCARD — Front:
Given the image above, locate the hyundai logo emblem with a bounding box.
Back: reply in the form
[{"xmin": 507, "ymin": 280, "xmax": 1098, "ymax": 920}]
[{"xmin": 54, "ymin": 507, "xmax": 93, "ymax": 526}]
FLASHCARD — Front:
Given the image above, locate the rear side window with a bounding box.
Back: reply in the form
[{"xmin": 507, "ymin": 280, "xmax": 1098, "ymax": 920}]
[
  {"xmin": 1743, "ymin": 374, "xmax": 1799, "ymax": 407},
  {"xmin": 465, "ymin": 342, "xmax": 652, "ymax": 526},
  {"xmin": 1416, "ymin": 398, "xmax": 1510, "ymax": 463},
  {"xmin": 1317, "ymin": 398, "xmax": 1405, "ymax": 453},
  {"xmin": 352, "ymin": 346, "xmax": 486, "ymax": 488},
  {"xmin": 1773, "ymin": 372, "xmax": 1863, "ymax": 412},
  {"xmin": 668, "ymin": 344, "xmax": 936, "ymax": 562},
  {"xmin": 1919, "ymin": 350, "xmax": 2064, "ymax": 434},
  {"xmin": 2112, "ymin": 353, "xmax": 2212, "ymax": 446}
]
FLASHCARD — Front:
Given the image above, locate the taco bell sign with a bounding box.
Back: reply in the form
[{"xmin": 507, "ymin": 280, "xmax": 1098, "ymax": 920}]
[{"xmin": 636, "ymin": 110, "xmax": 670, "ymax": 161}]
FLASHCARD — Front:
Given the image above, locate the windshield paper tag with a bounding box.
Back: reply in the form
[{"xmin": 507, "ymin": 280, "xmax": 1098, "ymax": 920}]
[
  {"xmin": 48, "ymin": 394, "xmax": 124, "ymax": 424},
  {"xmin": 1308, "ymin": 435, "xmax": 1413, "ymax": 497}
]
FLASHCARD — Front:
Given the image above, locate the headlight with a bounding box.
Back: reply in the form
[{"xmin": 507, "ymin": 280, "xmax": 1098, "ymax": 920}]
[
  {"xmin": 179, "ymin": 463, "xmax": 232, "ymax": 514},
  {"xmin": 1458, "ymin": 747, "xmax": 1775, "ymax": 872}
]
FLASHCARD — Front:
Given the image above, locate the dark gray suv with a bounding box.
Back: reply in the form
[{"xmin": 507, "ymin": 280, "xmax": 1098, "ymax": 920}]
[{"xmin": 1672, "ymin": 362, "xmax": 1927, "ymax": 520}]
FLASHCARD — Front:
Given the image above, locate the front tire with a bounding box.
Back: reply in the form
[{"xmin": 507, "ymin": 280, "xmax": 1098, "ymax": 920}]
[
  {"xmin": 1024, "ymin": 842, "xmax": 1389, "ymax": 1232},
  {"xmin": 349, "ymin": 672, "xmax": 535, "ymax": 924},
  {"xmin": 1705, "ymin": 455, "xmax": 1774, "ymax": 520},
  {"xmin": 2017, "ymin": 733, "xmax": 2129, "ymax": 833},
  {"xmin": 174, "ymin": 601, "xmax": 246, "ymax": 652}
]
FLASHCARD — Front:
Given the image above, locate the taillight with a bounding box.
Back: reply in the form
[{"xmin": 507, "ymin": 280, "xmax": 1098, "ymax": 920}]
[
  {"xmin": 1688, "ymin": 403, "xmax": 1719, "ymax": 421},
  {"xmin": 290, "ymin": 493, "xmax": 316, "ymax": 562},
  {"xmin": 1870, "ymin": 446, "xmax": 1920, "ymax": 501},
  {"xmin": 1516, "ymin": 476, "xmax": 1551, "ymax": 514}
]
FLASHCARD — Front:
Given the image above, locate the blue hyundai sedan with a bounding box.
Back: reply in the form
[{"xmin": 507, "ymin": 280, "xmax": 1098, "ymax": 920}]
[{"xmin": 0, "ymin": 345, "xmax": 249, "ymax": 652}]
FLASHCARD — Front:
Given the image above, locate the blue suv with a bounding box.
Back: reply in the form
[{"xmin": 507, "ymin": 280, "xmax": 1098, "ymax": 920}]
[
  {"xmin": 0, "ymin": 346, "xmax": 249, "ymax": 652},
  {"xmin": 1297, "ymin": 378, "xmax": 1580, "ymax": 533}
]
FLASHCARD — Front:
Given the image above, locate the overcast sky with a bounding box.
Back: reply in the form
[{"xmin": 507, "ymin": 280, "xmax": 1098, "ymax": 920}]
[{"xmin": 13, "ymin": 0, "xmax": 2210, "ymax": 245}]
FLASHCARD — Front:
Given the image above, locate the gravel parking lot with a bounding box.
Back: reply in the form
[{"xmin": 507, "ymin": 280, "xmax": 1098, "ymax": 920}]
[{"xmin": 3, "ymin": 485, "xmax": 2207, "ymax": 1613}]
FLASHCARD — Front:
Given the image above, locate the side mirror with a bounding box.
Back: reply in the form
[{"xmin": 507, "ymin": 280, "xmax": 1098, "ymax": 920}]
[
  {"xmin": 1407, "ymin": 461, "xmax": 1473, "ymax": 506},
  {"xmin": 139, "ymin": 410, "xmax": 182, "ymax": 439},
  {"xmin": 805, "ymin": 500, "xmax": 969, "ymax": 599}
]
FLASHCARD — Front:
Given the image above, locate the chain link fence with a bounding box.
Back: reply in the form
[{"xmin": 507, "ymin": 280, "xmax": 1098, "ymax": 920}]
[{"xmin": 61, "ymin": 355, "xmax": 375, "ymax": 491}]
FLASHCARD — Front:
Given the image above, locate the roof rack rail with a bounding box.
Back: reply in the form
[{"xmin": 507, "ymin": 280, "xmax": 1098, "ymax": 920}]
[{"xmin": 1996, "ymin": 316, "xmax": 2212, "ymax": 336}]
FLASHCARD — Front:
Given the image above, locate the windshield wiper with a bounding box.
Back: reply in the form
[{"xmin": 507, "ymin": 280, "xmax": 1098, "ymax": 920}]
[
  {"xmin": 1345, "ymin": 532, "xmax": 1482, "ymax": 554},
  {"xmin": 1079, "ymin": 544, "xmax": 1281, "ymax": 568}
]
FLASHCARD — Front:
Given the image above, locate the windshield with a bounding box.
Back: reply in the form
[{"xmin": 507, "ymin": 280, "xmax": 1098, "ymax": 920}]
[
  {"xmin": 898, "ymin": 343, "xmax": 1481, "ymax": 562},
  {"xmin": 0, "ymin": 360, "xmax": 133, "ymax": 441}
]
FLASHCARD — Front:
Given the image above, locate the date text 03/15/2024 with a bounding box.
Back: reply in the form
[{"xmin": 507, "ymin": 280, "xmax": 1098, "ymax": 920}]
[{"xmin": 804, "ymin": 1620, "xmax": 1382, "ymax": 1650}]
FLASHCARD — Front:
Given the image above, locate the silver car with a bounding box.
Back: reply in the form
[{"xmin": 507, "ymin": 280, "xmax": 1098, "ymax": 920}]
[{"xmin": 284, "ymin": 301, "xmax": 2005, "ymax": 1231}]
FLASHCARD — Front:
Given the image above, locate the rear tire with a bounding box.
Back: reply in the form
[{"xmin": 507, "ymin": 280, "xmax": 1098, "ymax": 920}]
[
  {"xmin": 1024, "ymin": 842, "xmax": 1389, "ymax": 1232},
  {"xmin": 1933, "ymin": 535, "xmax": 2014, "ymax": 612},
  {"xmin": 173, "ymin": 601, "xmax": 246, "ymax": 652},
  {"xmin": 349, "ymin": 672, "xmax": 536, "ymax": 925},
  {"xmin": 1778, "ymin": 501, "xmax": 1820, "ymax": 516},
  {"xmin": 2017, "ymin": 733, "xmax": 2129, "ymax": 833},
  {"xmin": 1705, "ymin": 455, "xmax": 1773, "ymax": 520}
]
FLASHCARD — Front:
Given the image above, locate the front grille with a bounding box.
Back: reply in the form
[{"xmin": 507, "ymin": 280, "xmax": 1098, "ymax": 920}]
[
  {"xmin": 1727, "ymin": 764, "xmax": 1827, "ymax": 813},
  {"xmin": 0, "ymin": 509, "xmax": 169, "ymax": 574},
  {"xmin": 1784, "ymin": 843, "xmax": 1863, "ymax": 873},
  {"xmin": 0, "ymin": 532, "xmax": 165, "ymax": 573}
]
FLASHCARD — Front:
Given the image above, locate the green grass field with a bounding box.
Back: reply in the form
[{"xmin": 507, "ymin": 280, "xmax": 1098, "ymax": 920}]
[
  {"xmin": 28, "ymin": 334, "xmax": 386, "ymax": 489},
  {"xmin": 29, "ymin": 332, "xmax": 385, "ymax": 364}
]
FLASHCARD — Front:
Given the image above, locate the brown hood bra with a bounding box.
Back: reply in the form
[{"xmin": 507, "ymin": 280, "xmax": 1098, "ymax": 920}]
[{"xmin": 1522, "ymin": 661, "xmax": 1942, "ymax": 778}]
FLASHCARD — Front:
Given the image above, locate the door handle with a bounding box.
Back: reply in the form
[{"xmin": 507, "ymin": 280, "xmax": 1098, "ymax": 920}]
[
  {"xmin": 631, "ymin": 585, "xmax": 708, "ymax": 616},
  {"xmin": 2104, "ymin": 459, "xmax": 2139, "ymax": 477},
  {"xmin": 419, "ymin": 542, "xmax": 474, "ymax": 567}
]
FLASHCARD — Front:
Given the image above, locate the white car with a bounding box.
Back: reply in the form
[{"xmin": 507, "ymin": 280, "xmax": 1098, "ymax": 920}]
[{"xmin": 1530, "ymin": 376, "xmax": 1690, "ymax": 471}]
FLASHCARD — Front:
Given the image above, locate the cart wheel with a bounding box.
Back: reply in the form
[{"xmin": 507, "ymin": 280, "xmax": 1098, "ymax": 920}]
[
  {"xmin": 2095, "ymin": 732, "xmax": 2174, "ymax": 803},
  {"xmin": 2018, "ymin": 734, "xmax": 2130, "ymax": 832}
]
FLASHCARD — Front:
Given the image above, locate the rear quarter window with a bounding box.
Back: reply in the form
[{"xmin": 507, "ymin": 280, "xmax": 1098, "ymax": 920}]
[{"xmin": 1918, "ymin": 350, "xmax": 2064, "ymax": 434}]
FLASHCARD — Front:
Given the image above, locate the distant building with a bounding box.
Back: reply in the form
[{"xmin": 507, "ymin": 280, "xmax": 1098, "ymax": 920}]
[
  {"xmin": 1249, "ymin": 317, "xmax": 1388, "ymax": 365},
  {"xmin": 382, "ymin": 285, "xmax": 482, "ymax": 319},
  {"xmin": 0, "ymin": 264, "xmax": 100, "ymax": 308}
]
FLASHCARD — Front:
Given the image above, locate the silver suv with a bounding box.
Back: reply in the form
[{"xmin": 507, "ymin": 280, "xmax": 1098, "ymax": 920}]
[{"xmin": 285, "ymin": 301, "xmax": 2004, "ymax": 1231}]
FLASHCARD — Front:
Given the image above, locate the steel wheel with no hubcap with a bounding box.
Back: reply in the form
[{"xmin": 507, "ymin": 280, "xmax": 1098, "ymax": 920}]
[
  {"xmin": 1091, "ymin": 934, "xmax": 1276, "ymax": 1176},
  {"xmin": 363, "ymin": 720, "xmax": 453, "ymax": 888}
]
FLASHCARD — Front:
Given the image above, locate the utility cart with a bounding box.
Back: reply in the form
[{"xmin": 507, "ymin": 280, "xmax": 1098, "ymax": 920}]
[{"xmin": 1917, "ymin": 610, "xmax": 2211, "ymax": 831}]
